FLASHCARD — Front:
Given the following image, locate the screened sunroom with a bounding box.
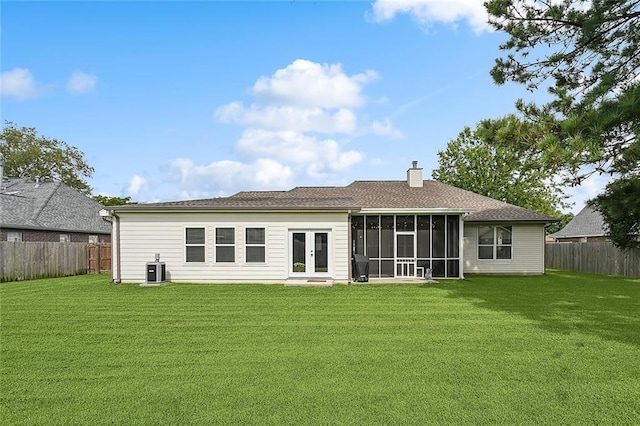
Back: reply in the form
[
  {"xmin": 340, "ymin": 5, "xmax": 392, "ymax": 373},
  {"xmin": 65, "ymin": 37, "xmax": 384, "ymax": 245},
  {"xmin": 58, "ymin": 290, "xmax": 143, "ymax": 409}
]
[{"xmin": 350, "ymin": 214, "xmax": 464, "ymax": 279}]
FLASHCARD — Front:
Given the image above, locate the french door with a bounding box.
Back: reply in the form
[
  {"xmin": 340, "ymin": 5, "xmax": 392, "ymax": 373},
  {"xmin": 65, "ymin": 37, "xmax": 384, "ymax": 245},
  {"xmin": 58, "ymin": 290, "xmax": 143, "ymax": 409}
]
[{"xmin": 290, "ymin": 230, "xmax": 330, "ymax": 276}]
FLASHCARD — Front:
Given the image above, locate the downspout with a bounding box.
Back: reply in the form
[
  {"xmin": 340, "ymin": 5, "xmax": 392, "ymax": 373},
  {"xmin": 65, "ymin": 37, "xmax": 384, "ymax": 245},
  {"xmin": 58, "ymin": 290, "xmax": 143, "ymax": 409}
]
[
  {"xmin": 541, "ymin": 224, "xmax": 546, "ymax": 274},
  {"xmin": 347, "ymin": 212, "xmax": 353, "ymax": 284},
  {"xmin": 459, "ymin": 213, "xmax": 466, "ymax": 280},
  {"xmin": 110, "ymin": 210, "xmax": 122, "ymax": 283}
]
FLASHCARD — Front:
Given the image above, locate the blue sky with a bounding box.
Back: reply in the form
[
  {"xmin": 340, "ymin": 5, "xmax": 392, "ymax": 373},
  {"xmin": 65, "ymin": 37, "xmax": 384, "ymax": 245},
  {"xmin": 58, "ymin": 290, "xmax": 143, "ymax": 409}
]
[{"xmin": 1, "ymin": 1, "xmax": 607, "ymax": 212}]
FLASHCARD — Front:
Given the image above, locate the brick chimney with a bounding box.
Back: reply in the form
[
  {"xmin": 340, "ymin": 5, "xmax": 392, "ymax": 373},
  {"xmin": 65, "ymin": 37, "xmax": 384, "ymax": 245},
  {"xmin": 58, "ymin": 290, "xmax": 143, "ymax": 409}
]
[{"xmin": 407, "ymin": 160, "xmax": 423, "ymax": 188}]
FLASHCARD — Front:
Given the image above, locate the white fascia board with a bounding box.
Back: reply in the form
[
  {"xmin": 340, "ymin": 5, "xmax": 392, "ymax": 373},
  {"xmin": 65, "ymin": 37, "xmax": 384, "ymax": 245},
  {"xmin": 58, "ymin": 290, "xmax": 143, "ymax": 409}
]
[
  {"xmin": 111, "ymin": 208, "xmax": 354, "ymax": 214},
  {"xmin": 357, "ymin": 208, "xmax": 474, "ymax": 214}
]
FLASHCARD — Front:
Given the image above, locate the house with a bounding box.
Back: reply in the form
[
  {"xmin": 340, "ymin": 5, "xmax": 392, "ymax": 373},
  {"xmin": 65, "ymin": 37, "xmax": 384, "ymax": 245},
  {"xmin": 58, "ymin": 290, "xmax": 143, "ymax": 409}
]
[
  {"xmin": 0, "ymin": 177, "xmax": 111, "ymax": 243},
  {"xmin": 106, "ymin": 162, "xmax": 556, "ymax": 284},
  {"xmin": 553, "ymin": 205, "xmax": 610, "ymax": 243}
]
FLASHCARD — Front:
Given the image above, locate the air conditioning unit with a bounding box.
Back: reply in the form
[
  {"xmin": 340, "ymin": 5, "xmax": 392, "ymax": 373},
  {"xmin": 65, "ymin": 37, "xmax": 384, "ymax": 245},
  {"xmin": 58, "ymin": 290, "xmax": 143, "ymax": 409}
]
[{"xmin": 146, "ymin": 262, "xmax": 166, "ymax": 283}]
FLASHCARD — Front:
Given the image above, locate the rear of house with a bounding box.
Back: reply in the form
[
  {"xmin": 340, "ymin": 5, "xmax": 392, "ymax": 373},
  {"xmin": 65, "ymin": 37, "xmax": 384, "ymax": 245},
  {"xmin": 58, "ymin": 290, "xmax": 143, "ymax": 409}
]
[{"xmin": 108, "ymin": 163, "xmax": 555, "ymax": 283}]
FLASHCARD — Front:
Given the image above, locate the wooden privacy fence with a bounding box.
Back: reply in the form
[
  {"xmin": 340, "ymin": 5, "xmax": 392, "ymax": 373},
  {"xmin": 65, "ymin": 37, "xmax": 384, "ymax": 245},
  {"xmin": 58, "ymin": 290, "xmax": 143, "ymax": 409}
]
[
  {"xmin": 0, "ymin": 242, "xmax": 111, "ymax": 282},
  {"xmin": 88, "ymin": 243, "xmax": 112, "ymax": 274},
  {"xmin": 546, "ymin": 242, "xmax": 640, "ymax": 278}
]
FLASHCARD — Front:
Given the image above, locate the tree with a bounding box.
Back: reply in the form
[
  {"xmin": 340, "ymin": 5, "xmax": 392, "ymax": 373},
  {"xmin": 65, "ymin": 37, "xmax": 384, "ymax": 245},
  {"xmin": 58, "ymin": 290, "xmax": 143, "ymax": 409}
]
[
  {"xmin": 432, "ymin": 115, "xmax": 569, "ymax": 220},
  {"xmin": 486, "ymin": 0, "xmax": 640, "ymax": 247},
  {"xmin": 590, "ymin": 176, "xmax": 640, "ymax": 249},
  {"xmin": 92, "ymin": 195, "xmax": 137, "ymax": 206},
  {"xmin": 486, "ymin": 0, "xmax": 640, "ymax": 180},
  {"xmin": 0, "ymin": 121, "xmax": 94, "ymax": 194}
]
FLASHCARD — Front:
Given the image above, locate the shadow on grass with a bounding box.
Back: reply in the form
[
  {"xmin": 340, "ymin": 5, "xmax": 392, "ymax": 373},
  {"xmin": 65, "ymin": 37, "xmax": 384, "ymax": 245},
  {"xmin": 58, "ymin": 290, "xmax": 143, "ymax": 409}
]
[{"xmin": 437, "ymin": 270, "xmax": 640, "ymax": 347}]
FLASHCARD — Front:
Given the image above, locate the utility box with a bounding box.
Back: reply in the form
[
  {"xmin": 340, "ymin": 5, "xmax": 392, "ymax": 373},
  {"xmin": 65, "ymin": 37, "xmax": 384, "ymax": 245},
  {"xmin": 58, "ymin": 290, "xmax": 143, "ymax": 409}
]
[{"xmin": 146, "ymin": 262, "xmax": 166, "ymax": 284}]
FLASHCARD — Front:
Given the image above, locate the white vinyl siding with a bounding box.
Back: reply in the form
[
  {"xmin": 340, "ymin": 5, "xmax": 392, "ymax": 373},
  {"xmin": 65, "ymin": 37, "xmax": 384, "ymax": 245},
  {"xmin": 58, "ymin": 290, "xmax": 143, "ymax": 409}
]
[
  {"xmin": 463, "ymin": 223, "xmax": 545, "ymax": 275},
  {"xmin": 116, "ymin": 212, "xmax": 349, "ymax": 283}
]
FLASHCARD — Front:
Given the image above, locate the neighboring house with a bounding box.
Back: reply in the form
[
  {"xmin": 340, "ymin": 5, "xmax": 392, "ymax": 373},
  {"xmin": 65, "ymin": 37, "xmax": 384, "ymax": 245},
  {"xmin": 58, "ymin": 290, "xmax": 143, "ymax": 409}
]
[
  {"xmin": 106, "ymin": 162, "xmax": 556, "ymax": 283},
  {"xmin": 553, "ymin": 205, "xmax": 610, "ymax": 243},
  {"xmin": 0, "ymin": 177, "xmax": 111, "ymax": 243}
]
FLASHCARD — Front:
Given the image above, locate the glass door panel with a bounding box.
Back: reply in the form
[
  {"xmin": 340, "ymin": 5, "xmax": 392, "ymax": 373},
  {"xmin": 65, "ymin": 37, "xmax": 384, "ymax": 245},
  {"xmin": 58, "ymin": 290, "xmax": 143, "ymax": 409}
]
[
  {"xmin": 292, "ymin": 232, "xmax": 306, "ymax": 273},
  {"xmin": 314, "ymin": 232, "xmax": 328, "ymax": 273}
]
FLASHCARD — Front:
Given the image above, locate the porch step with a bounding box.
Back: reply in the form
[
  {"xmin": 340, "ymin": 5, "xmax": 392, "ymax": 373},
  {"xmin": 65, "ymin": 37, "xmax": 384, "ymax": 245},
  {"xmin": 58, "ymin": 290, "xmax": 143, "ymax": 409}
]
[
  {"xmin": 140, "ymin": 282, "xmax": 169, "ymax": 287},
  {"xmin": 284, "ymin": 278, "xmax": 334, "ymax": 287},
  {"xmin": 365, "ymin": 278, "xmax": 439, "ymax": 284}
]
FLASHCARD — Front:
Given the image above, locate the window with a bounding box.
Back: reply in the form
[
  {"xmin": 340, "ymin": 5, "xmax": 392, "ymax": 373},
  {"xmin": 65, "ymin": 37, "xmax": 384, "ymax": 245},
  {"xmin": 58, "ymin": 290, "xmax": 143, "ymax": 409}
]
[
  {"xmin": 478, "ymin": 226, "xmax": 512, "ymax": 260},
  {"xmin": 246, "ymin": 228, "xmax": 265, "ymax": 263},
  {"xmin": 186, "ymin": 227, "xmax": 205, "ymax": 262},
  {"xmin": 88, "ymin": 235, "xmax": 99, "ymax": 244},
  {"xmin": 59, "ymin": 234, "xmax": 70, "ymax": 243},
  {"xmin": 215, "ymin": 228, "xmax": 235, "ymax": 263},
  {"xmin": 7, "ymin": 231, "xmax": 22, "ymax": 242}
]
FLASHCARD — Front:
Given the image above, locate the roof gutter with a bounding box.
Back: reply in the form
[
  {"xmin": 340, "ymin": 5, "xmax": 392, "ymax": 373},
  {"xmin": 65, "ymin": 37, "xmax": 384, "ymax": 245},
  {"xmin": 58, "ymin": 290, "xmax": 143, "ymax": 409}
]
[
  {"xmin": 108, "ymin": 206, "xmax": 360, "ymax": 213},
  {"xmin": 465, "ymin": 219, "xmax": 560, "ymax": 224},
  {"xmin": 358, "ymin": 208, "xmax": 474, "ymax": 214}
]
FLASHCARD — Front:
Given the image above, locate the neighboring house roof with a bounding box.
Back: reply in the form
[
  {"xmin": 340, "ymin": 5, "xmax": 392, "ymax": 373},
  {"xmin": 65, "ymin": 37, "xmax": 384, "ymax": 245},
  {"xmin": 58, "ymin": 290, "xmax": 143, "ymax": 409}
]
[
  {"xmin": 554, "ymin": 205, "xmax": 607, "ymax": 238},
  {"xmin": 0, "ymin": 178, "xmax": 111, "ymax": 234},
  {"xmin": 111, "ymin": 179, "xmax": 556, "ymax": 222}
]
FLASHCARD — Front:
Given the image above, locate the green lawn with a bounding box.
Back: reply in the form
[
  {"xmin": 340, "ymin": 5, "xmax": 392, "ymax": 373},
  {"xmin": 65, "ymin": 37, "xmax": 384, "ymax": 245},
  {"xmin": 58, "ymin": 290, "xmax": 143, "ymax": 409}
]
[{"xmin": 1, "ymin": 272, "xmax": 639, "ymax": 425}]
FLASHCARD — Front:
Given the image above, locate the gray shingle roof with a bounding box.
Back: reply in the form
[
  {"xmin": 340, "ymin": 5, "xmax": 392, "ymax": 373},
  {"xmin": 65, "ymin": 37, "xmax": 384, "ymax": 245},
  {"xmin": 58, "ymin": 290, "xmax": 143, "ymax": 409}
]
[
  {"xmin": 112, "ymin": 179, "xmax": 556, "ymax": 222},
  {"xmin": 554, "ymin": 205, "xmax": 607, "ymax": 238},
  {"xmin": 124, "ymin": 196, "xmax": 358, "ymax": 210},
  {"xmin": 0, "ymin": 178, "xmax": 111, "ymax": 234}
]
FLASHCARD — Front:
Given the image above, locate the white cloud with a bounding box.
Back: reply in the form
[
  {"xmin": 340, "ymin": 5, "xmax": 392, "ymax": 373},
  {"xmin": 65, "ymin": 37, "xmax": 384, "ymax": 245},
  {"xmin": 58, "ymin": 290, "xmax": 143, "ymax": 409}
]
[
  {"xmin": 252, "ymin": 59, "xmax": 378, "ymax": 108},
  {"xmin": 215, "ymin": 102, "xmax": 357, "ymax": 134},
  {"xmin": 67, "ymin": 71, "xmax": 97, "ymax": 94},
  {"xmin": 127, "ymin": 175, "xmax": 148, "ymax": 196},
  {"xmin": 210, "ymin": 59, "xmax": 381, "ymax": 181},
  {"xmin": 171, "ymin": 157, "xmax": 294, "ymax": 194},
  {"xmin": 371, "ymin": 118, "xmax": 403, "ymax": 138},
  {"xmin": 236, "ymin": 129, "xmax": 364, "ymax": 177},
  {"xmin": 0, "ymin": 68, "xmax": 44, "ymax": 100},
  {"xmin": 369, "ymin": 0, "xmax": 490, "ymax": 34}
]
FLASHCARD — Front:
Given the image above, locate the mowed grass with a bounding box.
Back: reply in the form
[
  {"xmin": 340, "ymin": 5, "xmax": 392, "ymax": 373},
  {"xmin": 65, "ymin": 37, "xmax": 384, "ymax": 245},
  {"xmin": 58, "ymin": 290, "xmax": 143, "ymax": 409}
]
[{"xmin": 1, "ymin": 272, "xmax": 639, "ymax": 425}]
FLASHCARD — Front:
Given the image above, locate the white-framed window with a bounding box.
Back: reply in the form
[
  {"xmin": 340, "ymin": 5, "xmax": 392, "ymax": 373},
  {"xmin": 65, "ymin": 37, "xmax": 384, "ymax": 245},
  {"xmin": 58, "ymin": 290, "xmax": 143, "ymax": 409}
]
[
  {"xmin": 246, "ymin": 228, "xmax": 265, "ymax": 263},
  {"xmin": 478, "ymin": 226, "xmax": 512, "ymax": 260},
  {"xmin": 88, "ymin": 235, "xmax": 99, "ymax": 244},
  {"xmin": 59, "ymin": 234, "xmax": 71, "ymax": 243},
  {"xmin": 215, "ymin": 228, "xmax": 235, "ymax": 263},
  {"xmin": 185, "ymin": 227, "xmax": 206, "ymax": 262},
  {"xmin": 7, "ymin": 231, "xmax": 23, "ymax": 242}
]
